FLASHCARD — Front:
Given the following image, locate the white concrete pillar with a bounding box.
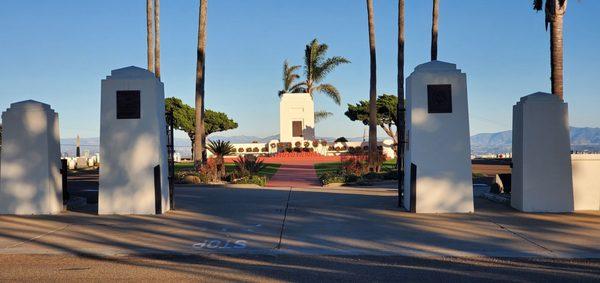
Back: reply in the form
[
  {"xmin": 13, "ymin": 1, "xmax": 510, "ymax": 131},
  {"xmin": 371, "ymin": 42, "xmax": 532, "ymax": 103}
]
[
  {"xmin": 511, "ymin": 92, "xmax": 574, "ymax": 212},
  {"xmin": 0, "ymin": 100, "xmax": 62, "ymax": 215},
  {"xmin": 403, "ymin": 61, "xmax": 474, "ymax": 213},
  {"xmin": 98, "ymin": 66, "xmax": 170, "ymax": 215}
]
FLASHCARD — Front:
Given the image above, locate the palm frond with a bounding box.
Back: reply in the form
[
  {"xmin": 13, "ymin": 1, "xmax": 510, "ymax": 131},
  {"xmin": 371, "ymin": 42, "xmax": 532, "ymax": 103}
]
[
  {"xmin": 313, "ymin": 83, "xmax": 341, "ymax": 105},
  {"xmin": 289, "ymin": 82, "xmax": 307, "ymax": 93},
  {"xmin": 314, "ymin": 110, "xmax": 333, "ymax": 123},
  {"xmin": 280, "ymin": 60, "xmax": 303, "ymax": 96},
  {"xmin": 207, "ymin": 140, "xmax": 234, "ymax": 157},
  {"xmin": 533, "ymin": 0, "xmax": 543, "ymax": 11},
  {"xmin": 314, "ymin": 56, "xmax": 351, "ymax": 83}
]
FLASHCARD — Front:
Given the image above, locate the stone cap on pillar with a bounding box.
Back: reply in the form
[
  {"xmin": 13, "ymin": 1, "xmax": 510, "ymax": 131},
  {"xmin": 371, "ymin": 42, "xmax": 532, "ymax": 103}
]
[
  {"xmin": 5, "ymin": 100, "xmax": 54, "ymax": 113},
  {"xmin": 413, "ymin": 60, "xmax": 461, "ymax": 73},
  {"xmin": 105, "ymin": 66, "xmax": 156, "ymax": 80},
  {"xmin": 519, "ymin": 92, "xmax": 562, "ymax": 104}
]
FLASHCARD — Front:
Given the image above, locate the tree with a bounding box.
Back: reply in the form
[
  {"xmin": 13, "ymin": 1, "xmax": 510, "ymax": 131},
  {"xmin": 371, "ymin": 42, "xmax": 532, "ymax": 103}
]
[
  {"xmin": 398, "ymin": 0, "xmax": 406, "ymax": 207},
  {"xmin": 278, "ymin": 60, "xmax": 305, "ymax": 97},
  {"xmin": 0, "ymin": 124, "xmax": 3, "ymax": 146},
  {"xmin": 534, "ymin": 0, "xmax": 568, "ymax": 100},
  {"xmin": 345, "ymin": 94, "xmax": 398, "ymax": 145},
  {"xmin": 366, "ymin": 0, "xmax": 378, "ymax": 171},
  {"xmin": 165, "ymin": 97, "xmax": 237, "ymax": 160},
  {"xmin": 146, "ymin": 0, "xmax": 154, "ymax": 73},
  {"xmin": 303, "ymin": 39, "xmax": 350, "ymax": 105},
  {"xmin": 195, "ymin": 0, "xmax": 208, "ymax": 170},
  {"xmin": 207, "ymin": 140, "xmax": 234, "ymax": 178},
  {"xmin": 335, "ymin": 137, "xmax": 348, "ymax": 143},
  {"xmin": 154, "ymin": 0, "xmax": 161, "ymax": 78},
  {"xmin": 431, "ymin": 0, "xmax": 439, "ymax": 61}
]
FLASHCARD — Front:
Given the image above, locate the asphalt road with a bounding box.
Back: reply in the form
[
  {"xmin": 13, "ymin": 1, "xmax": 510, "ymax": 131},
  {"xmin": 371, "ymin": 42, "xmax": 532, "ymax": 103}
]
[{"xmin": 0, "ymin": 254, "xmax": 598, "ymax": 282}]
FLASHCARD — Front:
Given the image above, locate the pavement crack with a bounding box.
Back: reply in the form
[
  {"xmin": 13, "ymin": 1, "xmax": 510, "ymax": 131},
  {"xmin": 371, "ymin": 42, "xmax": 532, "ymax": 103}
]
[
  {"xmin": 3, "ymin": 224, "xmax": 70, "ymax": 250},
  {"xmin": 275, "ymin": 186, "xmax": 293, "ymax": 250},
  {"xmin": 479, "ymin": 215, "xmax": 554, "ymax": 255}
]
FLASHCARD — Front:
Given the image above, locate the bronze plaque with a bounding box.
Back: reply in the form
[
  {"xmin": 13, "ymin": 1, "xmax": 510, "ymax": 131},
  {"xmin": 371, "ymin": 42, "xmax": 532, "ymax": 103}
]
[
  {"xmin": 116, "ymin": 90, "xmax": 141, "ymax": 119},
  {"xmin": 292, "ymin": 121, "xmax": 303, "ymax": 137},
  {"xmin": 427, "ymin": 84, "xmax": 452, "ymax": 113}
]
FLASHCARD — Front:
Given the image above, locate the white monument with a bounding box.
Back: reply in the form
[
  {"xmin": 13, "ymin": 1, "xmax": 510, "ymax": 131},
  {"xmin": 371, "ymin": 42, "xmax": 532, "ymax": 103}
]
[
  {"xmin": 403, "ymin": 61, "xmax": 474, "ymax": 213},
  {"xmin": 511, "ymin": 92, "xmax": 574, "ymax": 212},
  {"xmin": 279, "ymin": 93, "xmax": 315, "ymax": 143},
  {"xmin": 0, "ymin": 100, "xmax": 62, "ymax": 215},
  {"xmin": 99, "ymin": 66, "xmax": 170, "ymax": 215}
]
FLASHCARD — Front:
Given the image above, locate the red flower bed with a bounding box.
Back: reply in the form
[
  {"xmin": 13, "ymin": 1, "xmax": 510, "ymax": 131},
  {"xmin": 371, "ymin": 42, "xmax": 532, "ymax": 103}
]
[{"xmin": 273, "ymin": 151, "xmax": 323, "ymax": 158}]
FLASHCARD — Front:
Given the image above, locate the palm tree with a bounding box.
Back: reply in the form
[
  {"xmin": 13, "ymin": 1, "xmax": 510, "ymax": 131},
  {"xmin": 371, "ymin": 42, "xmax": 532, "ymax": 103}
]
[
  {"xmin": 366, "ymin": 0, "xmax": 378, "ymax": 171},
  {"xmin": 194, "ymin": 0, "xmax": 208, "ymax": 170},
  {"xmin": 303, "ymin": 39, "xmax": 350, "ymax": 105},
  {"xmin": 534, "ymin": 0, "xmax": 568, "ymax": 100},
  {"xmin": 146, "ymin": 0, "xmax": 154, "ymax": 72},
  {"xmin": 207, "ymin": 140, "xmax": 234, "ymax": 178},
  {"xmin": 154, "ymin": 0, "xmax": 161, "ymax": 78},
  {"xmin": 397, "ymin": 0, "xmax": 406, "ymax": 206},
  {"xmin": 431, "ymin": 0, "xmax": 439, "ymax": 61},
  {"xmin": 278, "ymin": 60, "xmax": 305, "ymax": 97}
]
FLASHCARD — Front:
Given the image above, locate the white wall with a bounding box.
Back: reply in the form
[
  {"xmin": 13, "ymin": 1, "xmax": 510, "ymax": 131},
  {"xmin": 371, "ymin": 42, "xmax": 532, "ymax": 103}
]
[
  {"xmin": 98, "ymin": 66, "xmax": 169, "ymax": 215},
  {"xmin": 571, "ymin": 154, "xmax": 600, "ymax": 211},
  {"xmin": 0, "ymin": 100, "xmax": 62, "ymax": 215},
  {"xmin": 403, "ymin": 61, "xmax": 474, "ymax": 213},
  {"xmin": 279, "ymin": 93, "xmax": 315, "ymax": 143}
]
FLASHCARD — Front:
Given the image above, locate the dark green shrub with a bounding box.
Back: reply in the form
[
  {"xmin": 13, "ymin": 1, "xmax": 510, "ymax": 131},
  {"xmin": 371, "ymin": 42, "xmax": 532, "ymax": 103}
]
[
  {"xmin": 344, "ymin": 174, "xmax": 361, "ymax": 183},
  {"xmin": 234, "ymin": 156, "xmax": 266, "ymax": 177},
  {"xmin": 233, "ymin": 175, "xmax": 267, "ymax": 186},
  {"xmin": 319, "ymin": 172, "xmax": 346, "ymax": 185}
]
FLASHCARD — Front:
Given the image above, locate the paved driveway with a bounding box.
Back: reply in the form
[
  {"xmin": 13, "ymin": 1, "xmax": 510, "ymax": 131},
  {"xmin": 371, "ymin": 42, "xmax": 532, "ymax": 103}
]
[{"xmin": 1, "ymin": 185, "xmax": 598, "ymax": 258}]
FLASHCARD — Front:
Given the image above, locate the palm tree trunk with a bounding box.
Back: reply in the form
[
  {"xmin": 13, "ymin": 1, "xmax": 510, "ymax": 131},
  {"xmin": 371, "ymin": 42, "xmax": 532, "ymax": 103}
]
[
  {"xmin": 397, "ymin": 0, "xmax": 406, "ymax": 207},
  {"xmin": 154, "ymin": 0, "xmax": 161, "ymax": 79},
  {"xmin": 366, "ymin": 0, "xmax": 378, "ymax": 172},
  {"xmin": 194, "ymin": 0, "xmax": 208, "ymax": 170},
  {"xmin": 146, "ymin": 0, "xmax": 154, "ymax": 72},
  {"xmin": 550, "ymin": 14, "xmax": 564, "ymax": 100},
  {"xmin": 431, "ymin": 0, "xmax": 439, "ymax": 61}
]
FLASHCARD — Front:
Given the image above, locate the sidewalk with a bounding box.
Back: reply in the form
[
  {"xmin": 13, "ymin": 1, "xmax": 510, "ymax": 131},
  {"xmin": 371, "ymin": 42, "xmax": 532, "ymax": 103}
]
[{"xmin": 266, "ymin": 160, "xmax": 321, "ymax": 188}]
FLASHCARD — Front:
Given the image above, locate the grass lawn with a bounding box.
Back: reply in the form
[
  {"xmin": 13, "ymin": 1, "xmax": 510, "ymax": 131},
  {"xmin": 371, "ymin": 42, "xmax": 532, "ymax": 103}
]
[
  {"xmin": 175, "ymin": 162, "xmax": 281, "ymax": 179},
  {"xmin": 314, "ymin": 159, "xmax": 397, "ymax": 176}
]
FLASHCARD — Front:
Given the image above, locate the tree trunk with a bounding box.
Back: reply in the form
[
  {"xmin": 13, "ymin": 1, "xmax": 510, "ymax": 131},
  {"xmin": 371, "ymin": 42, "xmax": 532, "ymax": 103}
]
[
  {"xmin": 398, "ymin": 0, "xmax": 405, "ymax": 207},
  {"xmin": 194, "ymin": 0, "xmax": 208, "ymax": 170},
  {"xmin": 431, "ymin": 0, "xmax": 439, "ymax": 61},
  {"xmin": 189, "ymin": 135, "xmax": 195, "ymax": 162},
  {"xmin": 154, "ymin": 0, "xmax": 161, "ymax": 78},
  {"xmin": 366, "ymin": 0, "xmax": 378, "ymax": 172},
  {"xmin": 550, "ymin": 14, "xmax": 564, "ymax": 100},
  {"xmin": 146, "ymin": 0, "xmax": 154, "ymax": 73}
]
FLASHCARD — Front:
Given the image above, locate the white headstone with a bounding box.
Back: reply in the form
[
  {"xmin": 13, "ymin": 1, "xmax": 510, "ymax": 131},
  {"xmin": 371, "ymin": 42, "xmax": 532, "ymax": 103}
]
[
  {"xmin": 279, "ymin": 93, "xmax": 315, "ymax": 143},
  {"xmin": 99, "ymin": 66, "xmax": 170, "ymax": 215},
  {"xmin": 403, "ymin": 61, "xmax": 474, "ymax": 213},
  {"xmin": 511, "ymin": 92, "xmax": 573, "ymax": 212},
  {"xmin": 0, "ymin": 100, "xmax": 62, "ymax": 215}
]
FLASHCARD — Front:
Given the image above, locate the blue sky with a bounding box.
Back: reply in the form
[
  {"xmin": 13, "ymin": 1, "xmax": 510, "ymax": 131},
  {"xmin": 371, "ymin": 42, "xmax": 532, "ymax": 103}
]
[{"xmin": 1, "ymin": 0, "xmax": 599, "ymax": 140}]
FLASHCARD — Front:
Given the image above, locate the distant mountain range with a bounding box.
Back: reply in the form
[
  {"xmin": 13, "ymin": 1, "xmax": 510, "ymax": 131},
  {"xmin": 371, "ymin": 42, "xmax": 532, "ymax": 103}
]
[
  {"xmin": 58, "ymin": 127, "xmax": 600, "ymax": 157},
  {"xmin": 471, "ymin": 127, "xmax": 600, "ymax": 154}
]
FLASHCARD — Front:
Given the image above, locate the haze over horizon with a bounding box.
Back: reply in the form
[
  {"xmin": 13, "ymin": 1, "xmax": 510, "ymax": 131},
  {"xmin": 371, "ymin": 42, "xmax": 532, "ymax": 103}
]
[{"xmin": 1, "ymin": 0, "xmax": 599, "ymax": 140}]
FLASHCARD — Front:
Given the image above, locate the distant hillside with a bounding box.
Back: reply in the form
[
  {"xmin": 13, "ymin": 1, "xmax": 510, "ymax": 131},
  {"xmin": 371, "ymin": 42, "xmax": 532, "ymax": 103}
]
[
  {"xmin": 58, "ymin": 127, "xmax": 600, "ymax": 157},
  {"xmin": 471, "ymin": 127, "xmax": 600, "ymax": 154}
]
